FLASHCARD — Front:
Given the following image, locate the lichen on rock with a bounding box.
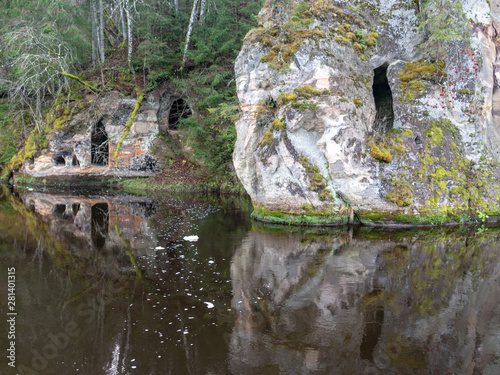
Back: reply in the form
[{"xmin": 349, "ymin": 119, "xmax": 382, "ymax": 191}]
[{"xmin": 234, "ymin": 0, "xmax": 500, "ymax": 226}]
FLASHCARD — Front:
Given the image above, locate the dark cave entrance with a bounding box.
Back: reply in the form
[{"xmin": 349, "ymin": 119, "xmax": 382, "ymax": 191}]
[
  {"xmin": 72, "ymin": 156, "xmax": 80, "ymax": 167},
  {"xmin": 168, "ymin": 99, "xmax": 191, "ymax": 130},
  {"xmin": 91, "ymin": 203, "xmax": 109, "ymax": 249},
  {"xmin": 53, "ymin": 155, "xmax": 65, "ymax": 166},
  {"xmin": 91, "ymin": 120, "xmax": 109, "ymax": 166},
  {"xmin": 372, "ymin": 64, "xmax": 394, "ymax": 134}
]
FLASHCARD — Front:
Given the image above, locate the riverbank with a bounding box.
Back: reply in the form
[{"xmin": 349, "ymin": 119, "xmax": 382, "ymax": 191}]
[{"xmin": 3, "ymin": 155, "xmax": 247, "ymax": 196}]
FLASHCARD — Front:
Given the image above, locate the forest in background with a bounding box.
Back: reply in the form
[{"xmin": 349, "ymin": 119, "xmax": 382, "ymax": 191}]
[{"xmin": 0, "ymin": 0, "xmax": 263, "ymax": 185}]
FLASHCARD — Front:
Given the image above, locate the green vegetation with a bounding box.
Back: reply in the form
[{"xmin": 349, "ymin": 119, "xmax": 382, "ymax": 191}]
[
  {"xmin": 369, "ymin": 141, "xmax": 392, "ymax": 163},
  {"xmin": 399, "ymin": 59, "xmax": 445, "ymax": 102},
  {"xmin": 418, "ymin": 0, "xmax": 470, "ymax": 70},
  {"xmin": 252, "ymin": 205, "xmax": 350, "ymax": 226},
  {"xmin": 0, "ymin": 0, "xmax": 264, "ymax": 190},
  {"xmin": 114, "ymin": 87, "xmax": 144, "ymax": 166},
  {"xmin": 330, "ymin": 23, "xmax": 378, "ymax": 57},
  {"xmin": 386, "ymin": 182, "xmax": 413, "ymax": 207},
  {"xmin": 277, "ymin": 85, "xmax": 330, "ymax": 111}
]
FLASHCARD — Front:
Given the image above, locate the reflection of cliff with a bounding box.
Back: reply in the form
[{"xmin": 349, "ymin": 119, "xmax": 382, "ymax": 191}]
[
  {"xmin": 23, "ymin": 192, "xmax": 158, "ymax": 257},
  {"xmin": 230, "ymin": 226, "xmax": 500, "ymax": 374}
]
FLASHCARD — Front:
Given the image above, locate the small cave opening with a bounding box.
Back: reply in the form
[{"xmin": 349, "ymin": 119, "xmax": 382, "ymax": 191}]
[
  {"xmin": 168, "ymin": 98, "xmax": 192, "ymax": 130},
  {"xmin": 91, "ymin": 120, "xmax": 109, "ymax": 166},
  {"xmin": 54, "ymin": 156, "xmax": 66, "ymax": 166},
  {"xmin": 72, "ymin": 156, "xmax": 80, "ymax": 167},
  {"xmin": 53, "ymin": 204, "xmax": 66, "ymax": 216},
  {"xmin": 372, "ymin": 64, "xmax": 394, "ymax": 134},
  {"xmin": 72, "ymin": 203, "xmax": 80, "ymax": 215},
  {"xmin": 91, "ymin": 203, "xmax": 109, "ymax": 249}
]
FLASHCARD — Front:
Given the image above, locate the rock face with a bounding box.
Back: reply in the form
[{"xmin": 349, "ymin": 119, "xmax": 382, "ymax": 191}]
[
  {"xmin": 24, "ymin": 92, "xmax": 160, "ymax": 178},
  {"xmin": 234, "ymin": 0, "xmax": 500, "ymax": 225},
  {"xmin": 23, "ymin": 85, "xmax": 192, "ymax": 179}
]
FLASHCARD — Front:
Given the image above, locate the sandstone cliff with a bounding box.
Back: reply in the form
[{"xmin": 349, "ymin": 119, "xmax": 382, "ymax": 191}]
[{"xmin": 234, "ymin": 0, "xmax": 500, "ymax": 225}]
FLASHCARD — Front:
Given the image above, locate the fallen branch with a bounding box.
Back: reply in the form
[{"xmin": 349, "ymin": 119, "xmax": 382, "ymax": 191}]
[
  {"xmin": 61, "ymin": 71, "xmax": 102, "ymax": 93},
  {"xmin": 113, "ymin": 88, "xmax": 144, "ymax": 167},
  {"xmin": 44, "ymin": 64, "xmax": 102, "ymax": 93}
]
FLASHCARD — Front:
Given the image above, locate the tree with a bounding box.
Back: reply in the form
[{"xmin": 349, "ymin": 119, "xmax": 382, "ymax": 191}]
[
  {"xmin": 2, "ymin": 25, "xmax": 73, "ymax": 130},
  {"xmin": 419, "ymin": 0, "xmax": 470, "ymax": 69},
  {"xmin": 125, "ymin": 0, "xmax": 133, "ymax": 71},
  {"xmin": 182, "ymin": 0, "xmax": 201, "ymax": 72}
]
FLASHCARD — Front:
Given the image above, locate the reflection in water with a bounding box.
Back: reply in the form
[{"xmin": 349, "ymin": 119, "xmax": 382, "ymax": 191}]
[
  {"xmin": 230, "ymin": 224, "xmax": 500, "ymax": 375},
  {"xmin": 91, "ymin": 202, "xmax": 109, "ymax": 248},
  {"xmin": 2, "ymin": 187, "xmax": 500, "ymax": 374},
  {"xmin": 360, "ymin": 290, "xmax": 384, "ymax": 362},
  {"xmin": 0, "ymin": 187, "xmax": 251, "ymax": 374}
]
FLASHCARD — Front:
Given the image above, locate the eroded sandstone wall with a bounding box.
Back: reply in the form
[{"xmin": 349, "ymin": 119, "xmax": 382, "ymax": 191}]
[{"xmin": 234, "ymin": 0, "xmax": 500, "ymax": 225}]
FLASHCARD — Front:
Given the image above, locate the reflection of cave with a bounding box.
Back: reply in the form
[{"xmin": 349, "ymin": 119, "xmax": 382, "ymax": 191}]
[
  {"xmin": 372, "ymin": 64, "xmax": 394, "ymax": 134},
  {"xmin": 91, "ymin": 203, "xmax": 109, "ymax": 248},
  {"xmin": 360, "ymin": 290, "xmax": 385, "ymax": 362},
  {"xmin": 54, "ymin": 156, "xmax": 65, "ymax": 166},
  {"xmin": 91, "ymin": 120, "xmax": 109, "ymax": 166},
  {"xmin": 168, "ymin": 99, "xmax": 191, "ymax": 130}
]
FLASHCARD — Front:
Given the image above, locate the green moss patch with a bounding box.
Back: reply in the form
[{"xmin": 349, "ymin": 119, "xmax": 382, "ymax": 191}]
[
  {"xmin": 386, "ymin": 182, "xmax": 413, "ymax": 207},
  {"xmin": 277, "ymin": 85, "xmax": 330, "ymax": 111},
  {"xmin": 252, "ymin": 205, "xmax": 349, "ymax": 226},
  {"xmin": 399, "ymin": 59, "xmax": 445, "ymax": 102}
]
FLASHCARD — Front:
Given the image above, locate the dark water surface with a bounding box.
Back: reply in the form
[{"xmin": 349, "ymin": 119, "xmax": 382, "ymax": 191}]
[{"xmin": 1, "ymin": 186, "xmax": 500, "ymax": 375}]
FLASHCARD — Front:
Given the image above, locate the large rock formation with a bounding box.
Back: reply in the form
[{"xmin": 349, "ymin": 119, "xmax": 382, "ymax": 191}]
[
  {"xmin": 234, "ymin": 0, "xmax": 500, "ymax": 225},
  {"xmin": 21, "ymin": 85, "xmax": 192, "ymax": 179}
]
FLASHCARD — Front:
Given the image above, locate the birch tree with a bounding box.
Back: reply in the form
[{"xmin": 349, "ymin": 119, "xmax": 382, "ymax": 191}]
[
  {"xmin": 119, "ymin": 0, "xmax": 127, "ymax": 43},
  {"xmin": 182, "ymin": 0, "xmax": 201, "ymax": 71},
  {"xmin": 199, "ymin": 0, "xmax": 207, "ymax": 25},
  {"xmin": 125, "ymin": 0, "xmax": 133, "ymax": 72},
  {"xmin": 90, "ymin": 0, "xmax": 100, "ymax": 64},
  {"xmin": 99, "ymin": 0, "xmax": 105, "ymax": 63}
]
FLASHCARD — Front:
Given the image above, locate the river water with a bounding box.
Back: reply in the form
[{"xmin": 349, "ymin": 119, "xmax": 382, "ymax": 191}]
[{"xmin": 0, "ymin": 186, "xmax": 499, "ymax": 375}]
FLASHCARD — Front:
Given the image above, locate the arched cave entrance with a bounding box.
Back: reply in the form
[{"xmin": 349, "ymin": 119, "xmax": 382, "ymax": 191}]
[
  {"xmin": 54, "ymin": 155, "xmax": 65, "ymax": 166},
  {"xmin": 72, "ymin": 156, "xmax": 80, "ymax": 167},
  {"xmin": 168, "ymin": 98, "xmax": 191, "ymax": 130},
  {"xmin": 91, "ymin": 202, "xmax": 109, "ymax": 249},
  {"xmin": 91, "ymin": 120, "xmax": 109, "ymax": 166},
  {"xmin": 372, "ymin": 64, "xmax": 394, "ymax": 134}
]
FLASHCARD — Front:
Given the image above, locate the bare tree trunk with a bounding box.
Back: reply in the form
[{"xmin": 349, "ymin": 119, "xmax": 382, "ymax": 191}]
[
  {"xmin": 174, "ymin": 0, "xmax": 178, "ymax": 13},
  {"xmin": 182, "ymin": 0, "xmax": 201, "ymax": 71},
  {"xmin": 91, "ymin": 0, "xmax": 99, "ymax": 65},
  {"xmin": 119, "ymin": 0, "xmax": 127, "ymax": 43},
  {"xmin": 199, "ymin": 0, "xmax": 207, "ymax": 25},
  {"xmin": 35, "ymin": 90, "xmax": 42, "ymax": 131},
  {"xmin": 125, "ymin": 0, "xmax": 133, "ymax": 72},
  {"xmin": 99, "ymin": 0, "xmax": 105, "ymax": 63}
]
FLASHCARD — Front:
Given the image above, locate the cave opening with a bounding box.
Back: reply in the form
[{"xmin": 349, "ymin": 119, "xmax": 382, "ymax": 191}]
[
  {"xmin": 91, "ymin": 120, "xmax": 109, "ymax": 166},
  {"xmin": 53, "ymin": 204, "xmax": 66, "ymax": 216},
  {"xmin": 72, "ymin": 203, "xmax": 80, "ymax": 215},
  {"xmin": 168, "ymin": 99, "xmax": 191, "ymax": 130},
  {"xmin": 91, "ymin": 203, "xmax": 109, "ymax": 249},
  {"xmin": 72, "ymin": 156, "xmax": 80, "ymax": 167},
  {"xmin": 372, "ymin": 64, "xmax": 394, "ymax": 134},
  {"xmin": 54, "ymin": 156, "xmax": 65, "ymax": 166}
]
